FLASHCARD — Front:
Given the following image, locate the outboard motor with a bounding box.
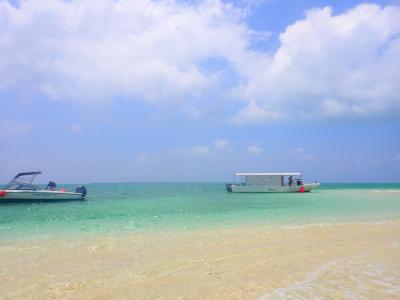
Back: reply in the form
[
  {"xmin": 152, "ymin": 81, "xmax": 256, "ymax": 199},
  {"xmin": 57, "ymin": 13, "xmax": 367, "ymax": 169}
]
[
  {"xmin": 75, "ymin": 185, "xmax": 87, "ymax": 198},
  {"xmin": 226, "ymin": 183, "xmax": 233, "ymax": 193}
]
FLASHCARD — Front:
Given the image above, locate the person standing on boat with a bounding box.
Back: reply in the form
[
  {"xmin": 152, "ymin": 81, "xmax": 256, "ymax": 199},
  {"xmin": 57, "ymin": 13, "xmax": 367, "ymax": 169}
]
[
  {"xmin": 46, "ymin": 181, "xmax": 57, "ymax": 190},
  {"xmin": 288, "ymin": 176, "xmax": 293, "ymax": 186}
]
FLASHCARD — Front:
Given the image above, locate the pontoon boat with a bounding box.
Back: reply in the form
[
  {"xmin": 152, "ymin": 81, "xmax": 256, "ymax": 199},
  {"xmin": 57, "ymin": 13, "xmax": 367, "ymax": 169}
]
[{"xmin": 226, "ymin": 172, "xmax": 320, "ymax": 193}]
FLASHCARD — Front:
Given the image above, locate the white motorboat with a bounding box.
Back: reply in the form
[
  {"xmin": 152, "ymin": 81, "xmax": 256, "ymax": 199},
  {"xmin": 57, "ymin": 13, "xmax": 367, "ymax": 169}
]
[
  {"xmin": 226, "ymin": 172, "xmax": 320, "ymax": 193},
  {"xmin": 0, "ymin": 171, "xmax": 87, "ymax": 202}
]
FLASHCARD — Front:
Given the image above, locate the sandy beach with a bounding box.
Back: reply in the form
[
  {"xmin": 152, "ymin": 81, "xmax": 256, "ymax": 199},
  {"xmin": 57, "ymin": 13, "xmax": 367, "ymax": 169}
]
[{"xmin": 1, "ymin": 220, "xmax": 399, "ymax": 299}]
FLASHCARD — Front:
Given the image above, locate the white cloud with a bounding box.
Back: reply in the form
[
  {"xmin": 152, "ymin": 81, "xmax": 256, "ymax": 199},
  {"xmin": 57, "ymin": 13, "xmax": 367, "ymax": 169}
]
[
  {"xmin": 321, "ymin": 98, "xmax": 348, "ymax": 116},
  {"xmin": 1, "ymin": 2, "xmax": 399, "ymax": 122},
  {"xmin": 240, "ymin": 4, "xmax": 400, "ymax": 122},
  {"xmin": 190, "ymin": 145, "xmax": 209, "ymax": 156},
  {"xmin": 231, "ymin": 100, "xmax": 282, "ymax": 124},
  {"xmin": 214, "ymin": 139, "xmax": 233, "ymax": 150},
  {"xmin": 247, "ymin": 145, "xmax": 263, "ymax": 155},
  {"xmin": 0, "ymin": 0, "xmax": 252, "ymax": 104}
]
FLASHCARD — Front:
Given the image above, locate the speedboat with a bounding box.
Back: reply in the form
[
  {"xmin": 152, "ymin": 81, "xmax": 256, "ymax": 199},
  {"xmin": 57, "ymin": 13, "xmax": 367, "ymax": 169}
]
[
  {"xmin": 226, "ymin": 172, "xmax": 320, "ymax": 193},
  {"xmin": 0, "ymin": 171, "xmax": 87, "ymax": 202}
]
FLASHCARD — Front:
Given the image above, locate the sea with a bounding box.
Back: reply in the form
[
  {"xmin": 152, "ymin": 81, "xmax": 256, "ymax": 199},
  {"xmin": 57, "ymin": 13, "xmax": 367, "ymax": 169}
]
[
  {"xmin": 1, "ymin": 183, "xmax": 400, "ymax": 299},
  {"xmin": 1, "ymin": 182, "xmax": 400, "ymax": 239}
]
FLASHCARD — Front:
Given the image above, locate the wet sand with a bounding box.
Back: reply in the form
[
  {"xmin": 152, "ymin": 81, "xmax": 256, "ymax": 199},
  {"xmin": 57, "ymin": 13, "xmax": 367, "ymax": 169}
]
[{"xmin": 1, "ymin": 220, "xmax": 400, "ymax": 299}]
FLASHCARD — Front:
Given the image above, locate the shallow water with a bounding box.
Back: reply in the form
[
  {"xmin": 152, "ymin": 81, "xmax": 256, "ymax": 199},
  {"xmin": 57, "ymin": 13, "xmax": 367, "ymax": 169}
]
[
  {"xmin": 1, "ymin": 183, "xmax": 400, "ymax": 299},
  {"xmin": 1, "ymin": 183, "xmax": 400, "ymax": 239}
]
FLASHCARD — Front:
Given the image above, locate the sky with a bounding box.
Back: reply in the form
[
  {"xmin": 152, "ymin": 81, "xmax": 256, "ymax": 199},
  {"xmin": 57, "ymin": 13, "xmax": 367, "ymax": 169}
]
[{"xmin": 0, "ymin": 0, "xmax": 400, "ymax": 183}]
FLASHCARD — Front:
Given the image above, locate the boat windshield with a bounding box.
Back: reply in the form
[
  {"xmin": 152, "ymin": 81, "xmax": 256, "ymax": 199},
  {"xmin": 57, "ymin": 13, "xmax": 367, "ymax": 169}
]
[
  {"xmin": 4, "ymin": 182, "xmax": 40, "ymax": 190},
  {"xmin": 4, "ymin": 171, "xmax": 42, "ymax": 190}
]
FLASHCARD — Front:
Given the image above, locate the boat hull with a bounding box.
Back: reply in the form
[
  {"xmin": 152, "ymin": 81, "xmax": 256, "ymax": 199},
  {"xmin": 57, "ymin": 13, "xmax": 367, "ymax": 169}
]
[
  {"xmin": 0, "ymin": 190, "xmax": 85, "ymax": 202},
  {"xmin": 228, "ymin": 183, "xmax": 320, "ymax": 193}
]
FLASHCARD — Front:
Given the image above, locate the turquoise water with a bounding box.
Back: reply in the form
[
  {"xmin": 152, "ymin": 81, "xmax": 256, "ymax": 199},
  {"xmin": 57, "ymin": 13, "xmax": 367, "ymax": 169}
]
[{"xmin": 1, "ymin": 183, "xmax": 400, "ymax": 239}]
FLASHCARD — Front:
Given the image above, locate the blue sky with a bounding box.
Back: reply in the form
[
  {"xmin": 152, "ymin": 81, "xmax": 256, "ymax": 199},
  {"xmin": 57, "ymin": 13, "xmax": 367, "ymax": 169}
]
[{"xmin": 1, "ymin": 0, "xmax": 400, "ymax": 183}]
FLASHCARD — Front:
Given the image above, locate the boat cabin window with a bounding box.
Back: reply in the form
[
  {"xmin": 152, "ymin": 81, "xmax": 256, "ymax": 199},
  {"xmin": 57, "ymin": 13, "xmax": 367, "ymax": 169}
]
[
  {"xmin": 245, "ymin": 175, "xmax": 282, "ymax": 186},
  {"xmin": 235, "ymin": 174, "xmax": 302, "ymax": 186}
]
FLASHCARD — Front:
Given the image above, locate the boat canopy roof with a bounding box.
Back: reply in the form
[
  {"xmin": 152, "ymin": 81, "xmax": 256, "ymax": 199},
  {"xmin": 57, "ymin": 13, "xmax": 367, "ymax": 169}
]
[
  {"xmin": 14, "ymin": 171, "xmax": 42, "ymax": 178},
  {"xmin": 235, "ymin": 172, "xmax": 301, "ymax": 176}
]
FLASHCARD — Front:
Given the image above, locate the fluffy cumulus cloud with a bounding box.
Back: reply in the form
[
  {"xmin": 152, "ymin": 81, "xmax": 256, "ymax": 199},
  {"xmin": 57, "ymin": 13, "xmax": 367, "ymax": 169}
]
[
  {"xmin": 240, "ymin": 4, "xmax": 400, "ymax": 121},
  {"xmin": 213, "ymin": 139, "xmax": 233, "ymax": 150},
  {"xmin": 231, "ymin": 100, "xmax": 282, "ymax": 124},
  {"xmin": 0, "ymin": 0, "xmax": 252, "ymax": 103},
  {"xmin": 1, "ymin": 1, "xmax": 400, "ymax": 121},
  {"xmin": 247, "ymin": 145, "xmax": 263, "ymax": 155}
]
